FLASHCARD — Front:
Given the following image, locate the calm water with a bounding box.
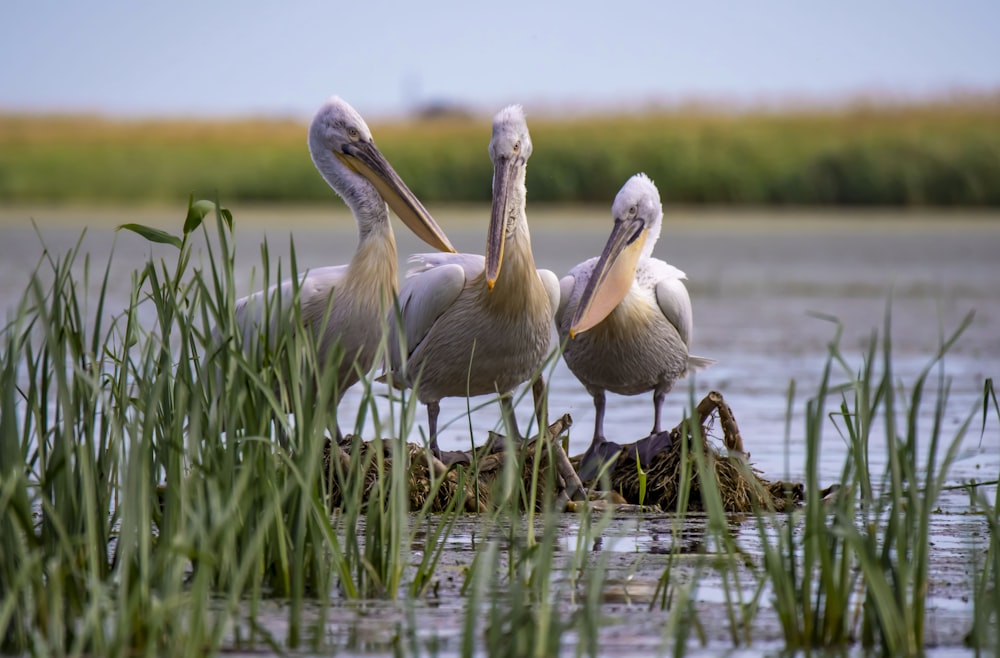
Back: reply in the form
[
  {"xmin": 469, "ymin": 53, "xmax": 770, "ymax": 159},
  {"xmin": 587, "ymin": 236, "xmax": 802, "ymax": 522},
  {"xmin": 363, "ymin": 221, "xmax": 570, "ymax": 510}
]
[{"xmin": 2, "ymin": 205, "xmax": 998, "ymax": 652}]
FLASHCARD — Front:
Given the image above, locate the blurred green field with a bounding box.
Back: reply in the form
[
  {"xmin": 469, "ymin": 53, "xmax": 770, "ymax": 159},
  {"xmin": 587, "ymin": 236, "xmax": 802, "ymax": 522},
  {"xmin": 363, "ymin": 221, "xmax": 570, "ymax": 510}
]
[{"xmin": 2, "ymin": 96, "xmax": 999, "ymax": 206}]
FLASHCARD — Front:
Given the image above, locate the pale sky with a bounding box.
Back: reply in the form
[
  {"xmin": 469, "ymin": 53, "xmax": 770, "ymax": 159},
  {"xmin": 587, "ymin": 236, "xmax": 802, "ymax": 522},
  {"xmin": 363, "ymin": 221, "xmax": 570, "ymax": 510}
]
[{"xmin": 3, "ymin": 0, "xmax": 999, "ymax": 119}]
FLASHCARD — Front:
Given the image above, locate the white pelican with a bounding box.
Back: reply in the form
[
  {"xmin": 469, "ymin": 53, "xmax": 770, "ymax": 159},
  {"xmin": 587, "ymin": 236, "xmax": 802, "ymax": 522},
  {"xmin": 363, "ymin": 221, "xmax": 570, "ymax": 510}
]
[
  {"xmin": 386, "ymin": 105, "xmax": 559, "ymax": 463},
  {"xmin": 556, "ymin": 173, "xmax": 713, "ymax": 476},
  {"xmin": 225, "ymin": 96, "xmax": 456, "ymax": 439}
]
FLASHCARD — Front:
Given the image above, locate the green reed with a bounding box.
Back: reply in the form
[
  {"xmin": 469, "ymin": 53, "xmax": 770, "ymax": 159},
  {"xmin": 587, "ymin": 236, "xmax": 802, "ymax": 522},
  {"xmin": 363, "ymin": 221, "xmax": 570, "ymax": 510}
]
[
  {"xmin": 953, "ymin": 376, "xmax": 1000, "ymax": 651},
  {"xmin": 752, "ymin": 322, "xmax": 856, "ymax": 649},
  {"xmin": 965, "ymin": 459, "xmax": 999, "ymax": 650},
  {"xmin": 445, "ymin": 349, "xmax": 615, "ymax": 658},
  {"xmin": 4, "ymin": 194, "xmax": 993, "ymax": 656},
  {"xmin": 0, "ymin": 195, "xmax": 620, "ymax": 656},
  {"xmin": 650, "ymin": 397, "xmax": 760, "ymax": 651},
  {"xmin": 457, "ymin": 454, "xmax": 612, "ymax": 658},
  {"xmin": 747, "ymin": 304, "xmax": 981, "ymax": 654},
  {"xmin": 0, "ymin": 199, "xmax": 344, "ymax": 653}
]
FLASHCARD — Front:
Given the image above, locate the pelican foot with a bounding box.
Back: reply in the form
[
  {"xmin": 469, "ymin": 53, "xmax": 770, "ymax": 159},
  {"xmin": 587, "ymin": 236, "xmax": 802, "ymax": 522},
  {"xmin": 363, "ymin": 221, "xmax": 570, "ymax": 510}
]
[
  {"xmin": 577, "ymin": 439, "xmax": 624, "ymax": 481},
  {"xmin": 435, "ymin": 449, "xmax": 472, "ymax": 466},
  {"xmin": 482, "ymin": 432, "xmax": 512, "ymax": 455},
  {"xmin": 628, "ymin": 430, "xmax": 674, "ymax": 469}
]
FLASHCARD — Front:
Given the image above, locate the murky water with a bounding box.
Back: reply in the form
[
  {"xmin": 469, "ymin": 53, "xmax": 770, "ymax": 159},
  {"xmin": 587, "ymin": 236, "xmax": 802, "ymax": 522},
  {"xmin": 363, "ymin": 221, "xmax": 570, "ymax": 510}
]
[{"xmin": 2, "ymin": 205, "xmax": 998, "ymax": 654}]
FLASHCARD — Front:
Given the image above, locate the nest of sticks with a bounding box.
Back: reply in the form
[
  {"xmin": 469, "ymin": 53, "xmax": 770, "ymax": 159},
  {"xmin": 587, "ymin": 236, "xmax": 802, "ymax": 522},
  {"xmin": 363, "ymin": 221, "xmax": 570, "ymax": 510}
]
[
  {"xmin": 322, "ymin": 414, "xmax": 582, "ymax": 514},
  {"xmin": 603, "ymin": 391, "xmax": 804, "ymax": 513},
  {"xmin": 321, "ymin": 390, "xmax": 806, "ymax": 514}
]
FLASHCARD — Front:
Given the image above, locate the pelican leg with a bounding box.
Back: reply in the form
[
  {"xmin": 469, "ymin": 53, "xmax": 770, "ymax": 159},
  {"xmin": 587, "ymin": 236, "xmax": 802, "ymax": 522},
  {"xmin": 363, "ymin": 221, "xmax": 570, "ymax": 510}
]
[
  {"xmin": 638, "ymin": 388, "xmax": 673, "ymax": 467},
  {"xmin": 592, "ymin": 389, "xmax": 607, "ymax": 444},
  {"xmin": 652, "ymin": 389, "xmax": 665, "ymax": 435},
  {"xmin": 531, "ymin": 376, "xmax": 548, "ymax": 438},
  {"xmin": 427, "ymin": 400, "xmax": 442, "ymax": 457},
  {"xmin": 500, "ymin": 395, "xmax": 523, "ymax": 440},
  {"xmin": 578, "ymin": 389, "xmax": 622, "ymax": 481},
  {"xmin": 334, "ymin": 424, "xmax": 351, "ymax": 448},
  {"xmin": 427, "ymin": 400, "xmax": 470, "ymax": 465}
]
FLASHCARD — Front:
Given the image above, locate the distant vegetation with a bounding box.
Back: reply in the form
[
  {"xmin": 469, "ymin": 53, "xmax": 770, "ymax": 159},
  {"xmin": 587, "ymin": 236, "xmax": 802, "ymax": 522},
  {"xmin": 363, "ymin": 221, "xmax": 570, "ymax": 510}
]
[{"xmin": 2, "ymin": 96, "xmax": 999, "ymax": 206}]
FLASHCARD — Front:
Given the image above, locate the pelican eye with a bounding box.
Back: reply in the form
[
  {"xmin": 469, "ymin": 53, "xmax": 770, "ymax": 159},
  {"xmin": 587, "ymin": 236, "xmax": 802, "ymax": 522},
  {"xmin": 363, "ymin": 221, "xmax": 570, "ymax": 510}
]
[
  {"xmin": 512, "ymin": 140, "xmax": 520, "ymax": 153},
  {"xmin": 628, "ymin": 205, "xmax": 638, "ymax": 217},
  {"xmin": 347, "ymin": 126, "xmax": 360, "ymax": 140}
]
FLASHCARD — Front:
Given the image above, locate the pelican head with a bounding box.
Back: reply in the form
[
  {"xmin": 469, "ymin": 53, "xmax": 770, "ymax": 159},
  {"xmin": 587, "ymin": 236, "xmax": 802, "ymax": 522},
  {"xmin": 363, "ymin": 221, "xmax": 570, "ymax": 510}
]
[
  {"xmin": 570, "ymin": 173, "xmax": 663, "ymax": 337},
  {"xmin": 486, "ymin": 105, "xmax": 533, "ymax": 289},
  {"xmin": 309, "ymin": 96, "xmax": 455, "ymax": 252}
]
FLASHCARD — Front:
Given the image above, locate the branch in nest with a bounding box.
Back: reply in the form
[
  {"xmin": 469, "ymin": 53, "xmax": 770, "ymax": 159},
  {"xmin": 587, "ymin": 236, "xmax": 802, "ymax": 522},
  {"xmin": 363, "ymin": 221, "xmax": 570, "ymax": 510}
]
[{"xmin": 670, "ymin": 391, "xmax": 746, "ymax": 457}]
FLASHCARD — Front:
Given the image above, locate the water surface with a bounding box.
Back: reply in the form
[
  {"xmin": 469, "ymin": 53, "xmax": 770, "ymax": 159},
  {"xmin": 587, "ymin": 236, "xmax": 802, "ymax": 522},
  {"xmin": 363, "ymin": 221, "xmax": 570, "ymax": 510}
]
[{"xmin": 2, "ymin": 205, "xmax": 997, "ymax": 654}]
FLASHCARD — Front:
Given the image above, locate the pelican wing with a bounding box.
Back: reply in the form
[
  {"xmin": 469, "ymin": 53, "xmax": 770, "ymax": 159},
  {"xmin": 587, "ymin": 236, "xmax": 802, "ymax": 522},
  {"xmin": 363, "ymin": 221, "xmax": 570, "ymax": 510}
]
[
  {"xmin": 556, "ymin": 275, "xmax": 574, "ymax": 326},
  {"xmin": 406, "ymin": 252, "xmax": 484, "ymax": 278},
  {"xmin": 231, "ymin": 265, "xmax": 348, "ymax": 343},
  {"xmin": 388, "ymin": 259, "xmax": 470, "ymax": 373},
  {"xmin": 296, "ymin": 265, "xmax": 351, "ymax": 328},
  {"xmin": 556, "ymin": 257, "xmax": 598, "ymax": 327},
  {"xmin": 538, "ymin": 269, "xmax": 560, "ymax": 320},
  {"xmin": 653, "ymin": 263, "xmax": 715, "ymax": 371},
  {"xmin": 653, "ymin": 269, "xmax": 694, "ymax": 348}
]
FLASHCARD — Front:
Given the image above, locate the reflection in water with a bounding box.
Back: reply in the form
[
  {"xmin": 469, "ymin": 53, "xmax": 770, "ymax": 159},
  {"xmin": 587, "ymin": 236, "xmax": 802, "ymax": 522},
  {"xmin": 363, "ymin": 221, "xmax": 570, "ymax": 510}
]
[
  {"xmin": 575, "ymin": 513, "xmax": 754, "ymax": 556},
  {"xmin": 411, "ymin": 513, "xmax": 757, "ymax": 558}
]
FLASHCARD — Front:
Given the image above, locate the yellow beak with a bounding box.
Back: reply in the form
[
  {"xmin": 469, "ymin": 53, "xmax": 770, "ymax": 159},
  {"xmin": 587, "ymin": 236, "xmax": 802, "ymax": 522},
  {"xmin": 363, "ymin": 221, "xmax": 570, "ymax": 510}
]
[
  {"xmin": 485, "ymin": 154, "xmax": 522, "ymax": 290},
  {"xmin": 570, "ymin": 216, "xmax": 647, "ymax": 337},
  {"xmin": 337, "ymin": 142, "xmax": 456, "ymax": 253}
]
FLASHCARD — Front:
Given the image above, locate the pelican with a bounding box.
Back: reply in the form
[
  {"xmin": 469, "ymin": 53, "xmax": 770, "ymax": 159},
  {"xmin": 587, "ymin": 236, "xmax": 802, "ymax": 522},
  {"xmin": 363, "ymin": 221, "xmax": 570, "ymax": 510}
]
[
  {"xmin": 386, "ymin": 105, "xmax": 559, "ymax": 463},
  {"xmin": 224, "ymin": 96, "xmax": 456, "ymax": 439},
  {"xmin": 556, "ymin": 173, "xmax": 713, "ymax": 476}
]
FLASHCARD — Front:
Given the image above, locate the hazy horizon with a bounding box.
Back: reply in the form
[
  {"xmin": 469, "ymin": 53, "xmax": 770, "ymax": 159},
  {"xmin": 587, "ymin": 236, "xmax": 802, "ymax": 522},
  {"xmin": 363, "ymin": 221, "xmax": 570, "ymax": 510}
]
[{"xmin": 3, "ymin": 1, "xmax": 999, "ymax": 120}]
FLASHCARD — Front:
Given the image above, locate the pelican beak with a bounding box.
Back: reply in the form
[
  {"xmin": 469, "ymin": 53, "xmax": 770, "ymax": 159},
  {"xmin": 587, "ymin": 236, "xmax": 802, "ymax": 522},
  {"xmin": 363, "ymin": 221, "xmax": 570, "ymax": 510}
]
[
  {"xmin": 337, "ymin": 142, "xmax": 456, "ymax": 253},
  {"xmin": 486, "ymin": 154, "xmax": 521, "ymax": 290},
  {"xmin": 569, "ymin": 216, "xmax": 647, "ymax": 337}
]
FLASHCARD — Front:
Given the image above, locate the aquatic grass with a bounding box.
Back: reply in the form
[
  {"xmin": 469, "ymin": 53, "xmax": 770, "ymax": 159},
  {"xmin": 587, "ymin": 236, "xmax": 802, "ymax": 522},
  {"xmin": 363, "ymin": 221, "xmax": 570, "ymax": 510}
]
[
  {"xmin": 966, "ymin": 472, "xmax": 999, "ymax": 651},
  {"xmin": 118, "ymin": 198, "xmax": 353, "ymax": 648},
  {"xmin": 329, "ymin": 432, "xmax": 461, "ymax": 602},
  {"xmin": 749, "ymin": 304, "xmax": 980, "ymax": 653},
  {"xmin": 566, "ymin": 502, "xmax": 615, "ymax": 658},
  {"xmin": 749, "ymin": 318, "xmax": 857, "ymax": 649},
  {"xmin": 672, "ymin": 396, "xmax": 760, "ymax": 648},
  {"xmin": 651, "ymin": 405, "xmax": 697, "ymax": 614},
  {"xmin": 643, "ymin": 394, "xmax": 751, "ymax": 654},
  {"xmin": 0, "ymin": 193, "xmax": 610, "ymax": 656},
  {"xmin": 635, "ymin": 447, "xmax": 648, "ymax": 507},
  {"xmin": 841, "ymin": 306, "xmax": 973, "ymax": 654},
  {"xmin": 462, "ymin": 496, "xmax": 607, "ymax": 658},
  {"xmin": 452, "ymin": 367, "xmax": 613, "ymax": 658},
  {"xmin": 519, "ymin": 351, "xmax": 565, "ymax": 547},
  {"xmin": 327, "ymin": 342, "xmax": 477, "ymax": 602},
  {"xmin": 954, "ymin": 377, "xmax": 998, "ymax": 651},
  {"xmin": 0, "ymin": 230, "xmax": 130, "ymax": 653},
  {"xmin": 649, "ymin": 404, "xmax": 724, "ymax": 656},
  {"xmin": 0, "ymin": 197, "xmax": 386, "ymax": 654},
  {"xmin": 152, "ymin": 202, "xmax": 334, "ymax": 598},
  {"xmin": 2, "ymin": 191, "xmax": 992, "ymax": 656},
  {"xmin": 194, "ymin": 214, "xmax": 459, "ymax": 609},
  {"xmin": 3, "ymin": 253, "xmax": 119, "ymax": 652}
]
